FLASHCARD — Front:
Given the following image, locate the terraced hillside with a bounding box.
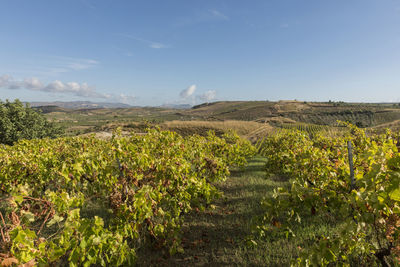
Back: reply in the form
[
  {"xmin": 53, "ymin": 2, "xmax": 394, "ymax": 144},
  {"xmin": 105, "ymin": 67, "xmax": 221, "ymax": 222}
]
[
  {"xmin": 189, "ymin": 101, "xmax": 400, "ymax": 127},
  {"xmin": 40, "ymin": 100, "xmax": 400, "ymax": 136}
]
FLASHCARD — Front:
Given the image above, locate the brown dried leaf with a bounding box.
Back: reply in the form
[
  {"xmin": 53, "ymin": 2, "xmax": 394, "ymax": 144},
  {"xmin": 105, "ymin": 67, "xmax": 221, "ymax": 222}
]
[
  {"xmin": 272, "ymin": 218, "xmax": 281, "ymax": 228},
  {"xmin": 18, "ymin": 259, "xmax": 36, "ymax": 267},
  {"xmin": 1, "ymin": 257, "xmax": 19, "ymax": 267}
]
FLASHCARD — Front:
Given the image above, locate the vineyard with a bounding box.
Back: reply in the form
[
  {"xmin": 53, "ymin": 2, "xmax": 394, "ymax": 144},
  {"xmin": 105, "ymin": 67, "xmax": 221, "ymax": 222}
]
[
  {"xmin": 1, "ymin": 123, "xmax": 400, "ymax": 266},
  {"xmin": 0, "ymin": 129, "xmax": 254, "ymax": 266},
  {"xmin": 277, "ymin": 123, "xmax": 332, "ymax": 134},
  {"xmin": 256, "ymin": 124, "xmax": 400, "ymax": 266}
]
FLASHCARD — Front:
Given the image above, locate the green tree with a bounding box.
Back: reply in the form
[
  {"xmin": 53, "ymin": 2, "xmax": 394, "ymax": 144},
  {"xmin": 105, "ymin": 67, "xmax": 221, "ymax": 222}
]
[{"xmin": 0, "ymin": 99, "xmax": 64, "ymax": 145}]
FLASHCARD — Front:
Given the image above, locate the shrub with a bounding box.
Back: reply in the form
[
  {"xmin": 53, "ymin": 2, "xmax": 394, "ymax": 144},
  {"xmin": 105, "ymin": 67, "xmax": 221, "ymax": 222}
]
[{"xmin": 0, "ymin": 99, "xmax": 64, "ymax": 145}]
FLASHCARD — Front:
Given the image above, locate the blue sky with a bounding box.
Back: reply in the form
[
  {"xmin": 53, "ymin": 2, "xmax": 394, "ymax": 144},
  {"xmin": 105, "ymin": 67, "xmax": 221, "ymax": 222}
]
[{"xmin": 1, "ymin": 0, "xmax": 400, "ymax": 106}]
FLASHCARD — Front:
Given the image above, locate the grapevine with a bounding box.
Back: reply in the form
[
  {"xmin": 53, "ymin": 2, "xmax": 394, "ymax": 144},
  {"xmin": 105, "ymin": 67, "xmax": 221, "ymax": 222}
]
[
  {"xmin": 0, "ymin": 128, "xmax": 254, "ymax": 266},
  {"xmin": 256, "ymin": 125, "xmax": 400, "ymax": 266}
]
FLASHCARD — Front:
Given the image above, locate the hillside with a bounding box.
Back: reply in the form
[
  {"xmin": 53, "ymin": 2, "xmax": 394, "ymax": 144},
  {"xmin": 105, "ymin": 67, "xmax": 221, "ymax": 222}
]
[
  {"xmin": 42, "ymin": 100, "xmax": 400, "ymax": 136},
  {"xmin": 29, "ymin": 101, "xmax": 132, "ymax": 109},
  {"xmin": 189, "ymin": 101, "xmax": 400, "ymax": 127}
]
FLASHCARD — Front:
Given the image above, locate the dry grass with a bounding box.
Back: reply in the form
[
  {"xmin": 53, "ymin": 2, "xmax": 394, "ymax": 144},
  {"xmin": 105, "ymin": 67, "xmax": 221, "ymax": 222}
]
[
  {"xmin": 80, "ymin": 131, "xmax": 113, "ymax": 139},
  {"xmin": 274, "ymin": 100, "xmax": 311, "ymax": 112},
  {"xmin": 162, "ymin": 120, "xmax": 263, "ymax": 136},
  {"xmin": 371, "ymin": 119, "xmax": 400, "ymax": 133},
  {"xmin": 245, "ymin": 125, "xmax": 276, "ymax": 143},
  {"xmin": 76, "ymin": 120, "xmax": 270, "ymax": 140},
  {"xmin": 257, "ymin": 116, "xmax": 297, "ymax": 124}
]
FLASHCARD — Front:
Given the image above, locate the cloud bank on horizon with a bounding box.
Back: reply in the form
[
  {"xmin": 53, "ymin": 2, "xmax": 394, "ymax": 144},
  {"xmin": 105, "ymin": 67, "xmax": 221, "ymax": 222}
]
[
  {"xmin": 0, "ymin": 75, "xmax": 216, "ymax": 106},
  {"xmin": 0, "ymin": 74, "xmax": 136, "ymax": 104}
]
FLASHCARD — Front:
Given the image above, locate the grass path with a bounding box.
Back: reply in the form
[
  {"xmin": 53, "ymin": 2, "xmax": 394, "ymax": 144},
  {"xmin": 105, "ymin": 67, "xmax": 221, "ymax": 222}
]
[{"xmin": 137, "ymin": 156, "xmax": 297, "ymax": 266}]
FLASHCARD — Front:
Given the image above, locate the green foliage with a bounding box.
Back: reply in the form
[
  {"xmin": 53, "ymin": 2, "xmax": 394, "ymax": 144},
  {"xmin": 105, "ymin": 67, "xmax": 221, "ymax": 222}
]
[
  {"xmin": 256, "ymin": 126, "xmax": 400, "ymax": 266},
  {"xmin": 0, "ymin": 99, "xmax": 64, "ymax": 145},
  {"xmin": 279, "ymin": 123, "xmax": 329, "ymax": 134},
  {"xmin": 0, "ymin": 128, "xmax": 254, "ymax": 266}
]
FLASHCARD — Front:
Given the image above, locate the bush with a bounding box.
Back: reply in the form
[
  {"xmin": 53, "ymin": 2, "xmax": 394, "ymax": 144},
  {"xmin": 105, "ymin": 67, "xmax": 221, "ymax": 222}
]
[{"xmin": 0, "ymin": 99, "xmax": 64, "ymax": 145}]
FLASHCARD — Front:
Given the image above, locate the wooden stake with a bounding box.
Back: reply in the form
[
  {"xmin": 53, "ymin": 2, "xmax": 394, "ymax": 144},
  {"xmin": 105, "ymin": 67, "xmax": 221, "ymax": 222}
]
[{"xmin": 347, "ymin": 141, "xmax": 355, "ymax": 190}]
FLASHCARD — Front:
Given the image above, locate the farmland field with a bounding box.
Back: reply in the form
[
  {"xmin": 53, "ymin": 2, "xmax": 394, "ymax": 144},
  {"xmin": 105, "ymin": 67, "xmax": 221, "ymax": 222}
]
[
  {"xmin": 38, "ymin": 101, "xmax": 400, "ymax": 136},
  {"xmin": 1, "ymin": 101, "xmax": 400, "ymax": 266}
]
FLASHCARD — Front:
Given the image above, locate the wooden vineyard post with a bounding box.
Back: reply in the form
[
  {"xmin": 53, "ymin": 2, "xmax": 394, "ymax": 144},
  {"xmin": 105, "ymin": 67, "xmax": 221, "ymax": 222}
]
[{"xmin": 347, "ymin": 141, "xmax": 355, "ymax": 190}]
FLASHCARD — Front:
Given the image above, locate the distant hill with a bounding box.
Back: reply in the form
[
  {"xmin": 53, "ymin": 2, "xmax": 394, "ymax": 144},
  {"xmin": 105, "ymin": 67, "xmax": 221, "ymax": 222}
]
[
  {"xmin": 39, "ymin": 100, "xmax": 400, "ymax": 136},
  {"xmin": 33, "ymin": 105, "xmax": 67, "ymax": 114},
  {"xmin": 160, "ymin": 104, "xmax": 192, "ymax": 109},
  {"xmin": 29, "ymin": 101, "xmax": 132, "ymax": 109},
  {"xmin": 187, "ymin": 100, "xmax": 400, "ymax": 127}
]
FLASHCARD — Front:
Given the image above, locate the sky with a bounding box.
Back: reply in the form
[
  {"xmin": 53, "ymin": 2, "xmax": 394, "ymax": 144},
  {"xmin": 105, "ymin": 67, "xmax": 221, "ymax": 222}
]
[{"xmin": 1, "ymin": 0, "xmax": 400, "ymax": 106}]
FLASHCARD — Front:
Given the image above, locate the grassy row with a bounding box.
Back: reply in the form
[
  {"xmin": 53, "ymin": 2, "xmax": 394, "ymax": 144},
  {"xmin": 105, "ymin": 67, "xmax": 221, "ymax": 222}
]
[{"xmin": 137, "ymin": 156, "xmax": 343, "ymax": 266}]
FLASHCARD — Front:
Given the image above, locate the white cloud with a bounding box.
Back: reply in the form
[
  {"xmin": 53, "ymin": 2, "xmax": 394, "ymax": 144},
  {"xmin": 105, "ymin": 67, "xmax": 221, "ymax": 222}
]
[
  {"xmin": 0, "ymin": 75, "xmax": 11, "ymax": 87},
  {"xmin": 24, "ymin": 77, "xmax": 43, "ymax": 89},
  {"xmin": 44, "ymin": 80, "xmax": 65, "ymax": 92},
  {"xmin": 116, "ymin": 93, "xmax": 136, "ymax": 104},
  {"xmin": 53, "ymin": 56, "xmax": 99, "ymax": 71},
  {"xmin": 118, "ymin": 34, "xmax": 168, "ymax": 49},
  {"xmin": 197, "ymin": 90, "xmax": 217, "ymax": 102},
  {"xmin": 180, "ymin": 84, "xmax": 196, "ymax": 98},
  {"xmin": 68, "ymin": 62, "xmax": 93, "ymax": 71},
  {"xmin": 150, "ymin": 43, "xmax": 166, "ymax": 49},
  {"xmin": 0, "ymin": 74, "xmax": 135, "ymax": 104},
  {"xmin": 209, "ymin": 9, "xmax": 229, "ymax": 21},
  {"xmin": 43, "ymin": 80, "xmax": 108, "ymax": 98},
  {"xmin": 178, "ymin": 85, "xmax": 217, "ymax": 104},
  {"xmin": 8, "ymin": 82, "xmax": 22, "ymax": 90}
]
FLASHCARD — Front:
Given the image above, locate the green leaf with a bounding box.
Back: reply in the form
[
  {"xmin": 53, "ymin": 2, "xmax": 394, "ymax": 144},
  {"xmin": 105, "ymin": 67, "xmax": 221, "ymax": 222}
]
[
  {"xmin": 47, "ymin": 215, "xmax": 64, "ymax": 227},
  {"xmin": 21, "ymin": 211, "xmax": 35, "ymax": 222},
  {"xmin": 13, "ymin": 195, "xmax": 24, "ymax": 204},
  {"xmin": 389, "ymin": 188, "xmax": 400, "ymax": 201}
]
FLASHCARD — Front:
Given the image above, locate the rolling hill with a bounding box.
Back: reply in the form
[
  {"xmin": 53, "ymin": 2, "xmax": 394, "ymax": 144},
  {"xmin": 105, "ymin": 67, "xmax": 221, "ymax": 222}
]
[{"xmin": 41, "ymin": 100, "xmax": 400, "ymax": 136}]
